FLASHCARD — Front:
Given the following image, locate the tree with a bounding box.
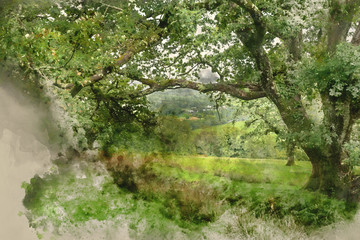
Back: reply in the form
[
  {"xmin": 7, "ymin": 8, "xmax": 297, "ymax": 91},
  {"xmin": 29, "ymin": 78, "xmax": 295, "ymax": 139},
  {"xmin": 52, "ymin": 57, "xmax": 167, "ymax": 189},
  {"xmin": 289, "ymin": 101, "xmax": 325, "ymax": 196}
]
[
  {"xmin": 242, "ymin": 99, "xmax": 297, "ymax": 166},
  {"xmin": 1, "ymin": 0, "xmax": 360, "ymax": 199}
]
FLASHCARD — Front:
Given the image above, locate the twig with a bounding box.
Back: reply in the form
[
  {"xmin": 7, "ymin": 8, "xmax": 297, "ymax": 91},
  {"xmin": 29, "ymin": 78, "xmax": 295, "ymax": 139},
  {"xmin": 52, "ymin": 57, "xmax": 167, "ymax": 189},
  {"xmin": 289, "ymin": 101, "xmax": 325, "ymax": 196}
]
[{"xmin": 101, "ymin": 2, "xmax": 123, "ymax": 12}]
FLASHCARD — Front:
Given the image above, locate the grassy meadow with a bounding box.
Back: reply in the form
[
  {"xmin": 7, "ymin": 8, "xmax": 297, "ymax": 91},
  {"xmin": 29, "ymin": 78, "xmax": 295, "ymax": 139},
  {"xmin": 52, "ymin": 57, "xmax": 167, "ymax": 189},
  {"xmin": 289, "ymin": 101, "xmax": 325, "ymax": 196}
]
[
  {"xmin": 22, "ymin": 154, "xmax": 358, "ymax": 239},
  {"xmin": 161, "ymin": 156, "xmax": 311, "ymax": 185}
]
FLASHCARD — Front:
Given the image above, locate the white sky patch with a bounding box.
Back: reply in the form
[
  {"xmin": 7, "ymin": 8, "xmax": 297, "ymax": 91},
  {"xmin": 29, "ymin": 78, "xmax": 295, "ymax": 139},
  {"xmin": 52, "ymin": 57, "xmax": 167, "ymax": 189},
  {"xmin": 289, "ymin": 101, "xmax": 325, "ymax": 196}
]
[
  {"xmin": 347, "ymin": 25, "xmax": 357, "ymax": 42},
  {"xmin": 60, "ymin": 10, "xmax": 68, "ymax": 17},
  {"xmin": 272, "ymin": 37, "xmax": 282, "ymax": 45},
  {"xmin": 134, "ymin": 6, "xmax": 146, "ymax": 16}
]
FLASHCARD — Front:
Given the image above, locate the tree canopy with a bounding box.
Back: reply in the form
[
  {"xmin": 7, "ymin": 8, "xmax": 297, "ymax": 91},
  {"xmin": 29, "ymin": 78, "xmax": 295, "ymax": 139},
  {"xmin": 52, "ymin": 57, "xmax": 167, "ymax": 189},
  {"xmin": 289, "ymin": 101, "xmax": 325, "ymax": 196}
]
[{"xmin": 1, "ymin": 0, "xmax": 360, "ymax": 199}]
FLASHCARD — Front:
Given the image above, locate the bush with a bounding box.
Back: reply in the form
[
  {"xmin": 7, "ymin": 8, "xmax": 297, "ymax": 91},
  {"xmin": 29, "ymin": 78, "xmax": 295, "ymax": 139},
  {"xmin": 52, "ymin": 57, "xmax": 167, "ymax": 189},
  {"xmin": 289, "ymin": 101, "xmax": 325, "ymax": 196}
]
[
  {"xmin": 164, "ymin": 182, "xmax": 222, "ymax": 223},
  {"xmin": 193, "ymin": 128, "xmax": 222, "ymax": 156},
  {"xmin": 103, "ymin": 152, "xmax": 224, "ymax": 225},
  {"xmin": 193, "ymin": 123, "xmax": 286, "ymax": 159},
  {"xmin": 247, "ymin": 190, "xmax": 357, "ymax": 228},
  {"xmin": 155, "ymin": 116, "xmax": 195, "ymax": 154}
]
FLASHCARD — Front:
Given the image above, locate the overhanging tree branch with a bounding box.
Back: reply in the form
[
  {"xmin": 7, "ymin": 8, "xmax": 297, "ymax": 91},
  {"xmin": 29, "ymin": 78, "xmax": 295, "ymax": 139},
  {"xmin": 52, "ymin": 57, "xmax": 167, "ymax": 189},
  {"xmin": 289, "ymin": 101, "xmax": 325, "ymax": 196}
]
[
  {"xmin": 54, "ymin": 6, "xmax": 174, "ymax": 97},
  {"xmin": 231, "ymin": 0, "xmax": 265, "ymax": 26},
  {"xmin": 57, "ymin": 29, "xmax": 165, "ymax": 97},
  {"xmin": 100, "ymin": 2, "xmax": 123, "ymax": 12},
  {"xmin": 230, "ymin": 0, "xmax": 278, "ymax": 101},
  {"xmin": 231, "ymin": 0, "xmax": 312, "ymax": 135},
  {"xmin": 231, "ymin": 0, "xmax": 266, "ymax": 43},
  {"xmin": 134, "ymin": 77, "xmax": 266, "ymax": 100}
]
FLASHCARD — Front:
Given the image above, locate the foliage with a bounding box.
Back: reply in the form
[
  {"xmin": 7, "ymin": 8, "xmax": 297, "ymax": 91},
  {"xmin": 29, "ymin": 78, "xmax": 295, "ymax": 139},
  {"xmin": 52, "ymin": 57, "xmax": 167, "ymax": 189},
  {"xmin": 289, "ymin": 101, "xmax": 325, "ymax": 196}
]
[
  {"xmin": 343, "ymin": 122, "xmax": 360, "ymax": 169},
  {"xmin": 193, "ymin": 121, "xmax": 286, "ymax": 159},
  {"xmin": 0, "ymin": 0, "xmax": 159, "ymax": 152},
  {"xmin": 97, "ymin": 116, "xmax": 287, "ymax": 159},
  {"xmin": 299, "ymin": 43, "xmax": 360, "ymax": 99},
  {"xmin": 155, "ymin": 116, "xmax": 195, "ymax": 154},
  {"xmin": 2, "ymin": 0, "xmax": 360, "ymax": 197}
]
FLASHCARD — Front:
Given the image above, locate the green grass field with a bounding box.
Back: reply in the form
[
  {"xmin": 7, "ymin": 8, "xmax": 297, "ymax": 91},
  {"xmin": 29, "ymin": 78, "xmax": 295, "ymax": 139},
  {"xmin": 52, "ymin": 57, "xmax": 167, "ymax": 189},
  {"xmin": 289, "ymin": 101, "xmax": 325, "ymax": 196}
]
[
  {"xmin": 162, "ymin": 156, "xmax": 312, "ymax": 186},
  {"xmin": 22, "ymin": 155, "xmax": 359, "ymax": 239}
]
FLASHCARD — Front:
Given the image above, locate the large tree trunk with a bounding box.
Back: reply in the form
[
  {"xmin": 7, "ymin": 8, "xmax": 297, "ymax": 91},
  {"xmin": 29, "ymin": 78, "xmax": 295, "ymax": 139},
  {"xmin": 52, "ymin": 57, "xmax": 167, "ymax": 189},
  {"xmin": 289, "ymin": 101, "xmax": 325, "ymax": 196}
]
[
  {"xmin": 303, "ymin": 147, "xmax": 351, "ymax": 199},
  {"xmin": 270, "ymin": 95, "xmax": 354, "ymax": 199}
]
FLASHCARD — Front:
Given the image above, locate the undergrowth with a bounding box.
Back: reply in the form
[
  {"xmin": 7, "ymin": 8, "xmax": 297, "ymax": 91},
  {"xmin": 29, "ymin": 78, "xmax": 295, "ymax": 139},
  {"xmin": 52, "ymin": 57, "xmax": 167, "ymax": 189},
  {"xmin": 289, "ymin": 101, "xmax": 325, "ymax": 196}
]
[
  {"xmin": 21, "ymin": 153, "xmax": 359, "ymax": 239},
  {"xmin": 103, "ymin": 153, "xmax": 357, "ymax": 230}
]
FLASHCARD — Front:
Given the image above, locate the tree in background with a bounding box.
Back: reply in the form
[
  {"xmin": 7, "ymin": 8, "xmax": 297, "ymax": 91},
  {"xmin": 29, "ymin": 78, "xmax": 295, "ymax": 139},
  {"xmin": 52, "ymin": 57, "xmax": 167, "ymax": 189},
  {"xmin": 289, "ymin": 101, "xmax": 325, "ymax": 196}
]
[
  {"xmin": 241, "ymin": 99, "xmax": 298, "ymax": 166},
  {"xmin": 155, "ymin": 116, "xmax": 195, "ymax": 154},
  {"xmin": 2, "ymin": 0, "xmax": 360, "ymax": 199}
]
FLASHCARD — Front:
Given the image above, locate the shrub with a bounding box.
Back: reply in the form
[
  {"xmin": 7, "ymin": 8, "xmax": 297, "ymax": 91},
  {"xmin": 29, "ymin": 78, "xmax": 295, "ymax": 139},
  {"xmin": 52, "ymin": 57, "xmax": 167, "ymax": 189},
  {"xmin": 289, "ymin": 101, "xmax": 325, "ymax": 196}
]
[
  {"xmin": 247, "ymin": 191, "xmax": 357, "ymax": 228},
  {"xmin": 165, "ymin": 182, "xmax": 222, "ymax": 223},
  {"xmin": 103, "ymin": 152, "xmax": 224, "ymax": 225},
  {"xmin": 155, "ymin": 116, "xmax": 195, "ymax": 154}
]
